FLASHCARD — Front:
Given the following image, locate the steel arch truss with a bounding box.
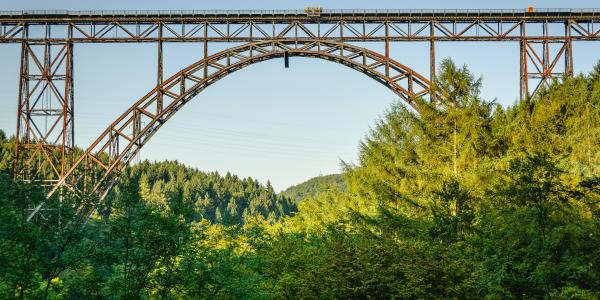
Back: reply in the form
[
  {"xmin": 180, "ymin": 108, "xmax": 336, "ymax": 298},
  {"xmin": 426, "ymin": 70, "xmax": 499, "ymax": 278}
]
[{"xmin": 27, "ymin": 39, "xmax": 432, "ymax": 220}]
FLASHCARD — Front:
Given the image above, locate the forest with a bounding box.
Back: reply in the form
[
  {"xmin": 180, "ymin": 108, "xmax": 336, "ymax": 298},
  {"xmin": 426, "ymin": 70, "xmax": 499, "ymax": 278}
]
[
  {"xmin": 281, "ymin": 173, "xmax": 345, "ymax": 203},
  {"xmin": 1, "ymin": 58, "xmax": 600, "ymax": 299}
]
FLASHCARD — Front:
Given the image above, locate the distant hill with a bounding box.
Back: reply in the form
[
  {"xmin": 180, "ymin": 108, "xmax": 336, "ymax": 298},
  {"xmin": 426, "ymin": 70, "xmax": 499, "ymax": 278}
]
[
  {"xmin": 112, "ymin": 160, "xmax": 297, "ymax": 225},
  {"xmin": 281, "ymin": 174, "xmax": 346, "ymax": 202}
]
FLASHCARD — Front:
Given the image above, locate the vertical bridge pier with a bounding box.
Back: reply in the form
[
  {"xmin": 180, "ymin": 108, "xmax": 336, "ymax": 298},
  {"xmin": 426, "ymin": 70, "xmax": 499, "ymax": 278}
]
[{"xmin": 14, "ymin": 23, "xmax": 75, "ymax": 186}]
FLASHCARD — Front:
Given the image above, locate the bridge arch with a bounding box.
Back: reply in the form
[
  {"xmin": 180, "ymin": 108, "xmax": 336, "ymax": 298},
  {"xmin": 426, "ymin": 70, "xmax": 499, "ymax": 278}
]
[{"xmin": 31, "ymin": 39, "xmax": 433, "ymax": 219}]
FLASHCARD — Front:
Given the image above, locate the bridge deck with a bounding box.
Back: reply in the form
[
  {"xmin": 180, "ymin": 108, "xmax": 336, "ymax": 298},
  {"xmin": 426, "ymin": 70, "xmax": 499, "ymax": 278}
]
[
  {"xmin": 1, "ymin": 9, "xmax": 600, "ymax": 43},
  {"xmin": 0, "ymin": 9, "xmax": 599, "ymax": 22}
]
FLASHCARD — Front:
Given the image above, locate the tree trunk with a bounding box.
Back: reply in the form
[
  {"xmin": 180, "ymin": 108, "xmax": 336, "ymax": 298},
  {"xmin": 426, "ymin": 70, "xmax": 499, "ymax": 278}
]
[
  {"xmin": 453, "ymin": 122, "xmax": 459, "ymax": 216},
  {"xmin": 453, "ymin": 121, "xmax": 458, "ymax": 176}
]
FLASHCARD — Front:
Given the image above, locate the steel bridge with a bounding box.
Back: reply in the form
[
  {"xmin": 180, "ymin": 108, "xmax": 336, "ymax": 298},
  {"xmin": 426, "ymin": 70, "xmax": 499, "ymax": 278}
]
[{"xmin": 2, "ymin": 8, "xmax": 599, "ymax": 221}]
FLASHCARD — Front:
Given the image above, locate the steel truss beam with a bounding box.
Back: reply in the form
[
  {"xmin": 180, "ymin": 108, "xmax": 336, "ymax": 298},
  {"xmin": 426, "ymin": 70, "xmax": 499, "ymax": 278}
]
[
  {"xmin": 1, "ymin": 16, "xmax": 600, "ymax": 43},
  {"xmin": 520, "ymin": 21, "xmax": 574, "ymax": 99},
  {"xmin": 27, "ymin": 39, "xmax": 432, "ymax": 220},
  {"xmin": 2, "ymin": 10, "xmax": 598, "ymax": 101},
  {"xmin": 14, "ymin": 24, "xmax": 75, "ymax": 187}
]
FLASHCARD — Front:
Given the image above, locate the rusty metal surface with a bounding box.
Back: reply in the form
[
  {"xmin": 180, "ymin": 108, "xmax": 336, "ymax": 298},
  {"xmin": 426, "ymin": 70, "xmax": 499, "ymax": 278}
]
[
  {"xmin": 14, "ymin": 24, "xmax": 75, "ymax": 189},
  {"xmin": 1, "ymin": 9, "xmax": 600, "ymax": 43},
  {"xmin": 1, "ymin": 8, "xmax": 599, "ymax": 18}
]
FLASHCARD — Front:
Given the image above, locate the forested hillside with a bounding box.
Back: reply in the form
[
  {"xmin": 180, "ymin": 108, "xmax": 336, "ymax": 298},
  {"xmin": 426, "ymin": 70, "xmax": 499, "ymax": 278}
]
[
  {"xmin": 280, "ymin": 173, "xmax": 345, "ymax": 202},
  {"xmin": 1, "ymin": 59, "xmax": 599, "ymax": 298},
  {"xmin": 115, "ymin": 161, "xmax": 297, "ymax": 224}
]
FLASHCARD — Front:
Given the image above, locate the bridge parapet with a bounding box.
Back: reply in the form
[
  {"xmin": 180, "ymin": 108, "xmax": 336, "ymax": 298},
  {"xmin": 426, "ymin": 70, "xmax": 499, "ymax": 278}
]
[{"xmin": 1, "ymin": 8, "xmax": 600, "ymax": 18}]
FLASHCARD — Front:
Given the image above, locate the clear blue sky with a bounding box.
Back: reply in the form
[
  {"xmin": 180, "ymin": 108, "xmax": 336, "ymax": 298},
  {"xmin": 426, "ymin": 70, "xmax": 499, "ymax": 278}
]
[{"xmin": 1, "ymin": 0, "xmax": 599, "ymax": 191}]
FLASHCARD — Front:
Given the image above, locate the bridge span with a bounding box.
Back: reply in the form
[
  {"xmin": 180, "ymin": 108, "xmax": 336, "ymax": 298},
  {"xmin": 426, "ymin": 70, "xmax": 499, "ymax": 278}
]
[{"xmin": 2, "ymin": 8, "xmax": 599, "ymax": 221}]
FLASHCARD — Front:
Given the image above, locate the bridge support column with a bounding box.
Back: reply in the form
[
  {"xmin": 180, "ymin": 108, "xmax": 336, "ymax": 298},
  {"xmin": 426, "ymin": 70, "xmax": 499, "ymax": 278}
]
[
  {"xmin": 385, "ymin": 20, "xmax": 390, "ymax": 78},
  {"xmin": 520, "ymin": 22, "xmax": 528, "ymax": 100},
  {"xmin": 429, "ymin": 20, "xmax": 436, "ymax": 102},
  {"xmin": 157, "ymin": 23, "xmax": 163, "ymax": 113},
  {"xmin": 519, "ymin": 21, "xmax": 574, "ymax": 100},
  {"xmin": 203, "ymin": 22, "xmax": 208, "ymax": 78},
  {"xmin": 14, "ymin": 24, "xmax": 75, "ymax": 187}
]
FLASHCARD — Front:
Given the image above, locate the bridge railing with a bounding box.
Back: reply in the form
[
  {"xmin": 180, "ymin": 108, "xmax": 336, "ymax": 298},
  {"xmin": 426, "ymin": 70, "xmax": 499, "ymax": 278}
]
[{"xmin": 1, "ymin": 8, "xmax": 600, "ymax": 16}]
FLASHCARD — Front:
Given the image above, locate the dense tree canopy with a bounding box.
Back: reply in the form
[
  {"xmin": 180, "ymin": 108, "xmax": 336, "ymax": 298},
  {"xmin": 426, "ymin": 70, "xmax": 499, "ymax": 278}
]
[
  {"xmin": 1, "ymin": 58, "xmax": 599, "ymax": 298},
  {"xmin": 281, "ymin": 173, "xmax": 345, "ymax": 203},
  {"xmin": 113, "ymin": 160, "xmax": 297, "ymax": 225}
]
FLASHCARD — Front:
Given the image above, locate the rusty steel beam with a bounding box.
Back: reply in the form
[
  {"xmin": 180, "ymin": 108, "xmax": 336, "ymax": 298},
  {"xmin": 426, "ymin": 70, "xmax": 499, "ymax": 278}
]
[
  {"xmin": 0, "ymin": 9, "xmax": 599, "ymax": 21},
  {"xmin": 384, "ymin": 20, "xmax": 389, "ymax": 77},
  {"xmin": 520, "ymin": 20, "xmax": 575, "ymax": 99},
  {"xmin": 429, "ymin": 20, "xmax": 436, "ymax": 84},
  {"xmin": 1, "ymin": 10, "xmax": 600, "ymax": 43},
  {"xmin": 157, "ymin": 22, "xmax": 163, "ymax": 113},
  {"xmin": 565, "ymin": 21, "xmax": 574, "ymax": 77}
]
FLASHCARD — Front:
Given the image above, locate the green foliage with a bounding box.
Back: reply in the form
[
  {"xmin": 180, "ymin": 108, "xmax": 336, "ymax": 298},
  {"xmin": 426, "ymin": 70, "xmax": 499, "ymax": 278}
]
[
  {"xmin": 0, "ymin": 130, "xmax": 14, "ymax": 173},
  {"xmin": 112, "ymin": 160, "xmax": 297, "ymax": 225},
  {"xmin": 1, "ymin": 59, "xmax": 600, "ymax": 298},
  {"xmin": 280, "ymin": 173, "xmax": 346, "ymax": 203}
]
